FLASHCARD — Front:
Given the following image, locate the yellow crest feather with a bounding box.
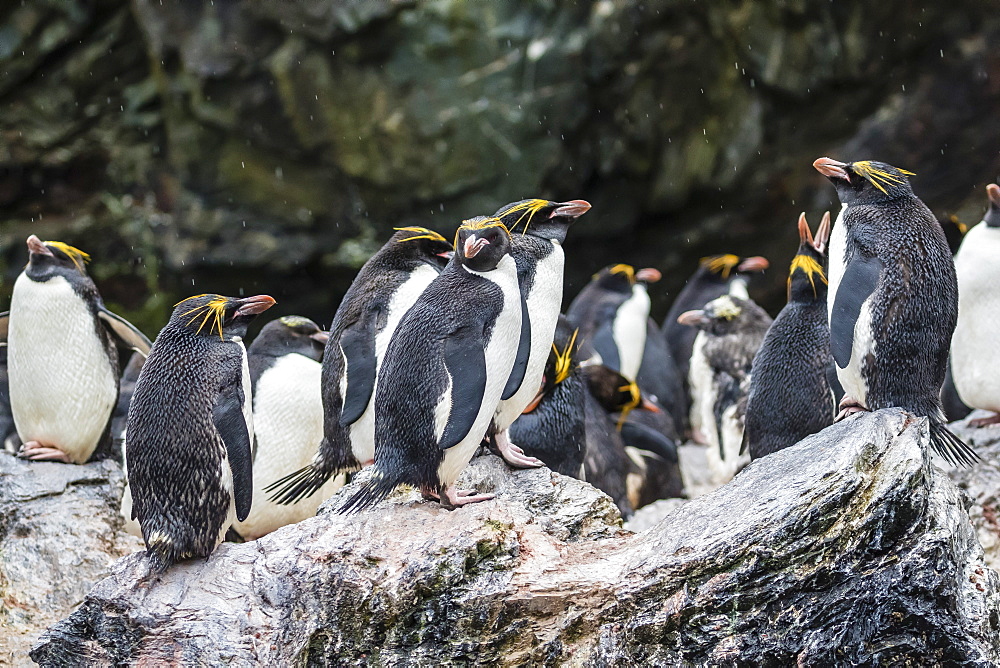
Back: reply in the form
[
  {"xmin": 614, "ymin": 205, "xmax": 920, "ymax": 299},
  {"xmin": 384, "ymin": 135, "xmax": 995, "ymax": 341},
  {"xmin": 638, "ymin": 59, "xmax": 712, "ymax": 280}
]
[
  {"xmin": 701, "ymin": 254, "xmax": 740, "ymax": 279},
  {"xmin": 495, "ymin": 199, "xmax": 551, "ymax": 234},
  {"xmin": 609, "ymin": 264, "xmax": 636, "ymax": 283},
  {"xmin": 175, "ymin": 294, "xmax": 229, "ymax": 340},
  {"xmin": 787, "ymin": 254, "xmax": 828, "ymax": 299},
  {"xmin": 44, "ymin": 241, "xmax": 90, "ymax": 272},
  {"xmin": 552, "ymin": 328, "xmax": 579, "ymax": 385},
  {"xmin": 393, "ymin": 226, "xmax": 448, "ymax": 244},
  {"xmin": 851, "ymin": 161, "xmax": 916, "ymax": 195},
  {"xmin": 454, "ymin": 217, "xmax": 511, "ymax": 250},
  {"xmin": 615, "ymin": 381, "xmax": 642, "ymax": 430}
]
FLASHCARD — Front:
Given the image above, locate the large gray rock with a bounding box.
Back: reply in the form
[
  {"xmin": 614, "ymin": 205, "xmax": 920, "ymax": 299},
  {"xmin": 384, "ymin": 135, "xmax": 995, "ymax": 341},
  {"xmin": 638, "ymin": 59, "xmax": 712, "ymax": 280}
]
[
  {"xmin": 31, "ymin": 410, "xmax": 1000, "ymax": 665},
  {"xmin": 946, "ymin": 411, "xmax": 1000, "ymax": 572},
  {"xmin": 0, "ymin": 453, "xmax": 143, "ymax": 667}
]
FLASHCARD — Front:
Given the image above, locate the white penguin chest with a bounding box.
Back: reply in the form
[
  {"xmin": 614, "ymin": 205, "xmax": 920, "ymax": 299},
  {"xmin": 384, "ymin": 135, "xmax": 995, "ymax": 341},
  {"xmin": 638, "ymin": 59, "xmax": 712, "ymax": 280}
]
[
  {"xmin": 826, "ymin": 204, "xmax": 874, "ymax": 403},
  {"xmin": 495, "ymin": 243, "xmax": 565, "ymax": 427},
  {"xmin": 349, "ymin": 263, "xmax": 440, "ymax": 462},
  {"xmin": 7, "ymin": 273, "xmax": 117, "ymax": 462},
  {"xmin": 437, "ymin": 255, "xmax": 522, "ymax": 486},
  {"xmin": 612, "ymin": 284, "xmax": 650, "ymax": 381},
  {"xmin": 952, "ymin": 224, "xmax": 1000, "ymax": 410},
  {"xmin": 235, "ymin": 337, "xmax": 254, "ymax": 443}
]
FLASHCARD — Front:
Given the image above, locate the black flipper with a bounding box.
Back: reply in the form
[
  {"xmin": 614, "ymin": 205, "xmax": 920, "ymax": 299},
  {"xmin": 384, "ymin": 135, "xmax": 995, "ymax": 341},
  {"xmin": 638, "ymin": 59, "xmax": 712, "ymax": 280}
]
[
  {"xmin": 619, "ymin": 420, "xmax": 678, "ymax": 463},
  {"xmin": 96, "ymin": 307, "xmax": 152, "ymax": 356},
  {"xmin": 830, "ymin": 253, "xmax": 883, "ymax": 368},
  {"xmin": 501, "ymin": 294, "xmax": 531, "ymax": 400},
  {"xmin": 929, "ymin": 420, "xmax": 979, "ymax": 468},
  {"xmin": 826, "ymin": 359, "xmax": 845, "ymax": 408},
  {"xmin": 212, "ymin": 382, "xmax": 254, "ymax": 522},
  {"xmin": 591, "ymin": 322, "xmax": 620, "ymax": 373},
  {"xmin": 438, "ymin": 326, "xmax": 488, "ymax": 450},
  {"xmin": 713, "ymin": 372, "xmax": 742, "ymax": 461},
  {"xmin": 339, "ymin": 313, "xmax": 379, "ymax": 428}
]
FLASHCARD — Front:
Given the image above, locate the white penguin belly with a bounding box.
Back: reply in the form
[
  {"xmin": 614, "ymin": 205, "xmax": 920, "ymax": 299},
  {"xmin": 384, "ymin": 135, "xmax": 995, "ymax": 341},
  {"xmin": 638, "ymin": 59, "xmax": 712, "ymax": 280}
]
[
  {"xmin": 688, "ymin": 333, "xmax": 716, "ymax": 448},
  {"xmin": 494, "ymin": 244, "xmax": 565, "ymax": 430},
  {"xmin": 825, "ymin": 204, "xmax": 871, "ymax": 404},
  {"xmin": 437, "ymin": 256, "xmax": 522, "ymax": 487},
  {"xmin": 349, "ymin": 264, "xmax": 439, "ymax": 465},
  {"xmin": 727, "ymin": 277, "xmax": 749, "ymax": 300},
  {"xmin": 8, "ymin": 274, "xmax": 117, "ymax": 463},
  {"xmin": 235, "ymin": 354, "xmax": 343, "ymax": 540},
  {"xmin": 612, "ymin": 284, "xmax": 650, "ymax": 381},
  {"xmin": 952, "ymin": 224, "xmax": 1000, "ymax": 411}
]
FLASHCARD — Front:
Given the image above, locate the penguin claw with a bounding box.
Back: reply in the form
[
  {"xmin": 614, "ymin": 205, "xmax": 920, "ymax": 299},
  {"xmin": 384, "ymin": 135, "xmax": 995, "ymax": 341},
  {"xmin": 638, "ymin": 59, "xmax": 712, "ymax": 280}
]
[
  {"xmin": 969, "ymin": 413, "xmax": 1000, "ymax": 428},
  {"xmin": 442, "ymin": 487, "xmax": 494, "ymax": 507},
  {"xmin": 18, "ymin": 442, "xmax": 71, "ymax": 462},
  {"xmin": 494, "ymin": 430, "xmax": 544, "ymax": 469},
  {"xmin": 834, "ymin": 397, "xmax": 869, "ymax": 422}
]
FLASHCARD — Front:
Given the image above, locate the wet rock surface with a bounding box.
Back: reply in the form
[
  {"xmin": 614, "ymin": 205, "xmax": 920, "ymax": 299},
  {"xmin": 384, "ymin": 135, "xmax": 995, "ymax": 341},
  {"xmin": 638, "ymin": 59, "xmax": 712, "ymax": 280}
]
[
  {"xmin": 30, "ymin": 411, "xmax": 1000, "ymax": 666},
  {"xmin": 0, "ymin": 453, "xmax": 143, "ymax": 668},
  {"xmin": 945, "ymin": 411, "xmax": 1000, "ymax": 572}
]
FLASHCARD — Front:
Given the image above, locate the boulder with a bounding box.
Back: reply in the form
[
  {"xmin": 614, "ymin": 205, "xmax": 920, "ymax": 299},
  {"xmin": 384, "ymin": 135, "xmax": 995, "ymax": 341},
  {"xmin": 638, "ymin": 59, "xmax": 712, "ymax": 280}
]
[
  {"xmin": 31, "ymin": 410, "xmax": 1000, "ymax": 665},
  {"xmin": 945, "ymin": 411, "xmax": 1000, "ymax": 572},
  {"xmin": 0, "ymin": 453, "xmax": 143, "ymax": 667}
]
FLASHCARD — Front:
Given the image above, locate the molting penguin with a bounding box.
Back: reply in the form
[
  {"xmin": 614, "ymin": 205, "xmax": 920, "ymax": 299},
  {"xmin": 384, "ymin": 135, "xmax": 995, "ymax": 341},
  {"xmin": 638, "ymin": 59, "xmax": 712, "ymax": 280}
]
[
  {"xmin": 567, "ymin": 264, "xmax": 659, "ymax": 382},
  {"xmin": 951, "ymin": 183, "xmax": 1000, "ymax": 427},
  {"xmin": 3, "ymin": 235, "xmax": 151, "ymax": 464},
  {"xmin": 341, "ymin": 217, "xmax": 522, "ymax": 511},
  {"xmin": 813, "ymin": 157, "xmax": 977, "ymax": 466},
  {"xmin": 266, "ymin": 227, "xmax": 452, "ymax": 505},
  {"xmin": 678, "ymin": 295, "xmax": 772, "ymax": 484},
  {"xmin": 509, "ymin": 315, "xmax": 587, "ymax": 478},
  {"xmin": 662, "ymin": 254, "xmax": 769, "ymax": 402},
  {"xmin": 745, "ymin": 212, "xmax": 835, "ymax": 460},
  {"xmin": 234, "ymin": 316, "xmax": 343, "ymax": 540},
  {"xmin": 125, "ymin": 293, "xmax": 275, "ymax": 573},
  {"xmin": 489, "ymin": 198, "xmax": 590, "ymax": 468}
]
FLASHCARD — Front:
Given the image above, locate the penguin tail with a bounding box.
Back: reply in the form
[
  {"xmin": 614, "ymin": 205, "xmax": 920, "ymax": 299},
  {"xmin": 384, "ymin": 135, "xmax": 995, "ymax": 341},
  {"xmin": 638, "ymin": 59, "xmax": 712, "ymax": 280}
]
[
  {"xmin": 264, "ymin": 465, "xmax": 333, "ymax": 506},
  {"xmin": 339, "ymin": 468, "xmax": 398, "ymax": 514},
  {"xmin": 929, "ymin": 420, "xmax": 979, "ymax": 468}
]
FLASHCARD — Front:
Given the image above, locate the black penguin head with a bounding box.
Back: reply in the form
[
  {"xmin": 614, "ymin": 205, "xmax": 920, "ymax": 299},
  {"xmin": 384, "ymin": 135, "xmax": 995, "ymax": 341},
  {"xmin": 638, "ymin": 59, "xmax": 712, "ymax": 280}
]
[
  {"xmin": 454, "ymin": 217, "xmax": 512, "ymax": 272},
  {"xmin": 23, "ymin": 235, "xmax": 92, "ymax": 283},
  {"xmin": 582, "ymin": 364, "xmax": 659, "ymax": 427},
  {"xmin": 677, "ymin": 295, "xmax": 769, "ymax": 337},
  {"xmin": 590, "ymin": 264, "xmax": 639, "ymax": 295},
  {"xmin": 787, "ymin": 212, "xmax": 830, "ymax": 303},
  {"xmin": 492, "ymin": 198, "xmax": 591, "ymax": 243},
  {"xmin": 696, "ymin": 254, "xmax": 769, "ymax": 283},
  {"xmin": 525, "ymin": 316, "xmax": 581, "ymax": 413},
  {"xmin": 170, "ymin": 294, "xmax": 276, "ymax": 340},
  {"xmin": 250, "ymin": 315, "xmax": 329, "ymax": 362},
  {"xmin": 984, "ymin": 184, "xmax": 1000, "ymax": 229},
  {"xmin": 939, "ymin": 214, "xmax": 969, "ymax": 253},
  {"xmin": 390, "ymin": 226, "xmax": 454, "ymax": 269},
  {"xmin": 813, "ymin": 157, "xmax": 916, "ymax": 205}
]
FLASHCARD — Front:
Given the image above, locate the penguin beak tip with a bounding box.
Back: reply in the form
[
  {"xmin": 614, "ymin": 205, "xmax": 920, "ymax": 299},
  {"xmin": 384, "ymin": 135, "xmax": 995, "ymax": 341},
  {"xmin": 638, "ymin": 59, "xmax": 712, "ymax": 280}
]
[
  {"xmin": 310, "ymin": 331, "xmax": 331, "ymax": 344},
  {"xmin": 26, "ymin": 235, "xmax": 52, "ymax": 256},
  {"xmin": 551, "ymin": 199, "xmax": 592, "ymax": 220},
  {"xmin": 737, "ymin": 256, "xmax": 769, "ymax": 273},
  {"xmin": 813, "ymin": 157, "xmax": 850, "ymax": 181},
  {"xmin": 677, "ymin": 310, "xmax": 707, "ymax": 327},
  {"xmin": 234, "ymin": 295, "xmax": 276, "ymax": 317},
  {"xmin": 636, "ymin": 267, "xmax": 662, "ymax": 284}
]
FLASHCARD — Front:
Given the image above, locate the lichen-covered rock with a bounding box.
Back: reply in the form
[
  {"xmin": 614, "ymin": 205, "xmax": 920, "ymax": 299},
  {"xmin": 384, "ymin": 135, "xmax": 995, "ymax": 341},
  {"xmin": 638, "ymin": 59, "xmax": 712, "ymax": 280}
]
[
  {"xmin": 0, "ymin": 453, "xmax": 143, "ymax": 667},
  {"xmin": 31, "ymin": 411, "xmax": 1000, "ymax": 665}
]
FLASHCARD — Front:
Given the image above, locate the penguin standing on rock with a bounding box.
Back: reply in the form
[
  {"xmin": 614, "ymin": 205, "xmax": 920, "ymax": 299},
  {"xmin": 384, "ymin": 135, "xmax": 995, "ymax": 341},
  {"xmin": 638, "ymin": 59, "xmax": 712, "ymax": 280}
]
[
  {"xmin": 234, "ymin": 316, "xmax": 342, "ymax": 540},
  {"xmin": 126, "ymin": 293, "xmax": 275, "ymax": 573},
  {"xmin": 489, "ymin": 198, "xmax": 591, "ymax": 468},
  {"xmin": 678, "ymin": 295, "xmax": 772, "ymax": 484},
  {"xmin": 951, "ymin": 183, "xmax": 1000, "ymax": 427},
  {"xmin": 341, "ymin": 218, "xmax": 522, "ymax": 511},
  {"xmin": 266, "ymin": 227, "xmax": 452, "ymax": 505},
  {"xmin": 813, "ymin": 157, "xmax": 977, "ymax": 466},
  {"xmin": 2, "ymin": 235, "xmax": 151, "ymax": 464},
  {"xmin": 745, "ymin": 212, "xmax": 835, "ymax": 460},
  {"xmin": 567, "ymin": 264, "xmax": 659, "ymax": 382}
]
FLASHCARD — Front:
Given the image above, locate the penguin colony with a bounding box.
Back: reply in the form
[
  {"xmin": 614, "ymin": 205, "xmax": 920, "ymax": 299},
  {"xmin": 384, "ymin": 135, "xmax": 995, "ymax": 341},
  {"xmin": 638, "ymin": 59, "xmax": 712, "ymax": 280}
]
[{"xmin": 0, "ymin": 160, "xmax": 994, "ymax": 572}]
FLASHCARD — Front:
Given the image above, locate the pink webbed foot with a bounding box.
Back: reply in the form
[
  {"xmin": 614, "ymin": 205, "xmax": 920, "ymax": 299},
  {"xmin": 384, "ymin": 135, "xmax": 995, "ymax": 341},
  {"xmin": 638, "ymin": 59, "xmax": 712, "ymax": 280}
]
[
  {"xmin": 494, "ymin": 429, "xmax": 543, "ymax": 469},
  {"xmin": 834, "ymin": 396, "xmax": 870, "ymax": 423},
  {"xmin": 18, "ymin": 441, "xmax": 72, "ymax": 462},
  {"xmin": 969, "ymin": 413, "xmax": 1000, "ymax": 428},
  {"xmin": 441, "ymin": 486, "xmax": 494, "ymax": 508}
]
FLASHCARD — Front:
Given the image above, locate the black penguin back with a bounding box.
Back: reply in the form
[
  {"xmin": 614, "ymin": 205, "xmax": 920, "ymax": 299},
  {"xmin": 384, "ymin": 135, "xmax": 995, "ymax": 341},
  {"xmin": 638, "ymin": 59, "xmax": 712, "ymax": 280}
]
[
  {"xmin": 582, "ymin": 390, "xmax": 633, "ymax": 519},
  {"xmin": 636, "ymin": 317, "xmax": 686, "ymax": 433},
  {"xmin": 511, "ymin": 370, "xmax": 586, "ymax": 478}
]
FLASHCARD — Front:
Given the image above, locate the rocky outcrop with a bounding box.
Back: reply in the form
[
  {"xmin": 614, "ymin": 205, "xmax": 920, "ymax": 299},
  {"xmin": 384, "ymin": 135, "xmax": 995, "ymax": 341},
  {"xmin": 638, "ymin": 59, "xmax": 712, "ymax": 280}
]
[
  {"xmin": 2, "ymin": 1, "xmax": 999, "ymax": 322},
  {"xmin": 945, "ymin": 412, "xmax": 1000, "ymax": 572},
  {"xmin": 31, "ymin": 411, "xmax": 1000, "ymax": 665},
  {"xmin": 0, "ymin": 453, "xmax": 142, "ymax": 667}
]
